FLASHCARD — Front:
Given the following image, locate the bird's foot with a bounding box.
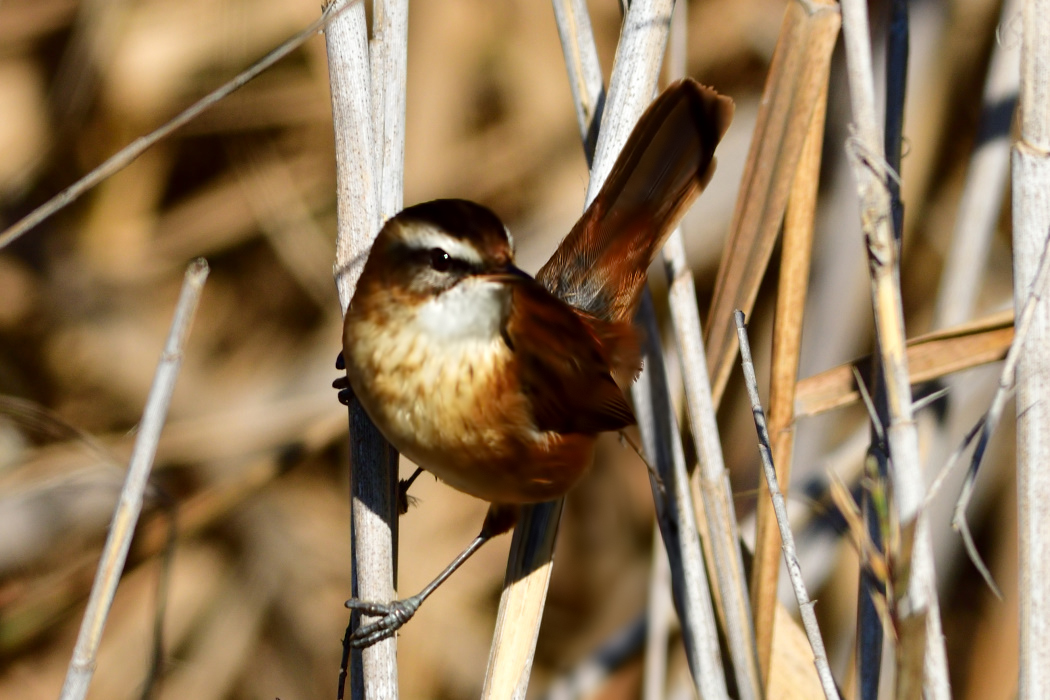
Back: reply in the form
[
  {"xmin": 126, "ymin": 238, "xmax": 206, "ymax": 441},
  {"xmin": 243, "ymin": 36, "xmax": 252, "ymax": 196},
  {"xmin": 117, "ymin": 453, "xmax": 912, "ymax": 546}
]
[
  {"xmin": 344, "ymin": 595, "xmax": 423, "ymax": 647},
  {"xmin": 397, "ymin": 482, "xmax": 418, "ymax": 516},
  {"xmin": 397, "ymin": 467, "xmax": 424, "ymax": 515},
  {"xmin": 334, "ymin": 352, "xmax": 354, "ymax": 405},
  {"xmin": 332, "ymin": 374, "xmax": 353, "ymax": 406}
]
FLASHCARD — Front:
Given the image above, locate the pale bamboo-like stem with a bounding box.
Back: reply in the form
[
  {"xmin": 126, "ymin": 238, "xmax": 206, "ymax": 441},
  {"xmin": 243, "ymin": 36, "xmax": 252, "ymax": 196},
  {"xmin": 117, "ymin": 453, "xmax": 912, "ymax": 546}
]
[
  {"xmin": 550, "ymin": 0, "xmax": 604, "ymax": 166},
  {"xmin": 639, "ymin": 11, "xmax": 684, "ymax": 698},
  {"xmin": 838, "ymin": 0, "xmax": 950, "ymax": 696},
  {"xmin": 370, "ymin": 0, "xmax": 408, "ymax": 224},
  {"xmin": 328, "ymin": 0, "xmax": 378, "ymax": 307},
  {"xmin": 919, "ymin": 0, "xmax": 1022, "ymax": 654},
  {"xmin": 325, "ymin": 1, "xmax": 400, "ymax": 697},
  {"xmin": 933, "ymin": 0, "xmax": 1023, "ymax": 330},
  {"xmin": 954, "ymin": 231, "xmax": 1050, "ymax": 598},
  {"xmin": 751, "ymin": 75, "xmax": 828, "ymax": 683},
  {"xmin": 661, "ymin": 3, "xmax": 759, "ymax": 696},
  {"xmin": 663, "ymin": 171, "xmax": 759, "ymax": 700},
  {"xmin": 1012, "ymin": 0, "xmax": 1050, "ymax": 696},
  {"xmin": 483, "ymin": 500, "xmax": 564, "ymax": 698},
  {"xmin": 735, "ymin": 311, "xmax": 840, "ymax": 700},
  {"xmin": 703, "ymin": 0, "xmax": 840, "ymax": 408},
  {"xmin": 883, "ymin": 0, "xmax": 908, "ymax": 244},
  {"xmin": 583, "ymin": 0, "xmax": 674, "ymax": 204},
  {"xmin": 866, "ymin": 2, "xmax": 910, "ymax": 685},
  {"xmin": 643, "ymin": 526, "xmax": 672, "ymax": 700},
  {"xmin": 0, "ymin": 8, "xmax": 350, "ymax": 252},
  {"xmin": 59, "ymin": 260, "xmax": 209, "ymax": 700},
  {"xmin": 633, "ymin": 291, "xmax": 729, "ymax": 698}
]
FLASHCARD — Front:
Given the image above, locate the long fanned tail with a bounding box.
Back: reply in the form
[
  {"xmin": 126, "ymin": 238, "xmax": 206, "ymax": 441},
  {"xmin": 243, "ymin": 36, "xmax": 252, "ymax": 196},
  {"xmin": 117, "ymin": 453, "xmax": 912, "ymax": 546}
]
[{"xmin": 537, "ymin": 79, "xmax": 734, "ymax": 324}]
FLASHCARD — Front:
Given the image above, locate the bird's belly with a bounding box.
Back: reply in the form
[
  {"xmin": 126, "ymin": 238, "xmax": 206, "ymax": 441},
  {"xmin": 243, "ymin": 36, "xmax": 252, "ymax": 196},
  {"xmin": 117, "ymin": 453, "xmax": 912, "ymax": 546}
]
[
  {"xmin": 417, "ymin": 430, "xmax": 596, "ymax": 504},
  {"xmin": 346, "ymin": 321, "xmax": 594, "ymax": 503}
]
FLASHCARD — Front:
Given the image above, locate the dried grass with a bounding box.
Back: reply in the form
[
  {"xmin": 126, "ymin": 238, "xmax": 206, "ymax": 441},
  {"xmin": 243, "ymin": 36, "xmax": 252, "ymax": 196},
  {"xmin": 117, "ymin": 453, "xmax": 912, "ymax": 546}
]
[{"xmin": 0, "ymin": 0, "xmax": 1030, "ymax": 698}]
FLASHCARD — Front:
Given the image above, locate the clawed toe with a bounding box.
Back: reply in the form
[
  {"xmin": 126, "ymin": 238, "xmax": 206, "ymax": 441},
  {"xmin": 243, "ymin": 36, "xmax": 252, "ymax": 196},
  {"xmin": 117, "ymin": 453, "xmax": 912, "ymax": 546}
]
[
  {"xmin": 333, "ymin": 354, "xmax": 353, "ymax": 405},
  {"xmin": 344, "ymin": 596, "xmax": 422, "ymax": 648},
  {"xmin": 396, "ymin": 489, "xmax": 416, "ymax": 516},
  {"xmin": 397, "ymin": 479, "xmax": 419, "ymax": 515},
  {"xmin": 332, "ymin": 376, "xmax": 354, "ymax": 406},
  {"xmin": 397, "ymin": 467, "xmax": 424, "ymax": 515}
]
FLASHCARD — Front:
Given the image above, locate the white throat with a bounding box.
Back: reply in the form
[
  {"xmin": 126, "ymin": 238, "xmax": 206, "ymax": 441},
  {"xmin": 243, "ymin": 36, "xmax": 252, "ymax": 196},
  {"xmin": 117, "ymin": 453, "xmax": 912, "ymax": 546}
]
[{"xmin": 414, "ymin": 278, "xmax": 507, "ymax": 342}]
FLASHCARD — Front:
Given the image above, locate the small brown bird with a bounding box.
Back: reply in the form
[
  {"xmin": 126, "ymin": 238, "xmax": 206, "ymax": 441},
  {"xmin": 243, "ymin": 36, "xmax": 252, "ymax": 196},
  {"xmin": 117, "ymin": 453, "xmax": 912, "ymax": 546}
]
[{"xmin": 338, "ymin": 79, "xmax": 733, "ymax": 646}]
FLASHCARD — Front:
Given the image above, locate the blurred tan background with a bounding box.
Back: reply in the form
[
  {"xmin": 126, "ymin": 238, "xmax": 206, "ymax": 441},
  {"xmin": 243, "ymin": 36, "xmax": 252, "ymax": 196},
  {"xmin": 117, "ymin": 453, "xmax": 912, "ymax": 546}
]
[{"xmin": 0, "ymin": 0, "xmax": 1020, "ymax": 698}]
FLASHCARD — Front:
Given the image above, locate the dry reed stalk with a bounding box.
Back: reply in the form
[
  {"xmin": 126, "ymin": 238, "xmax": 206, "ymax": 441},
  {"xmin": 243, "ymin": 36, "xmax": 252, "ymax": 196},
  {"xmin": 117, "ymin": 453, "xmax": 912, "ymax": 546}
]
[
  {"xmin": 794, "ymin": 311, "xmax": 1014, "ymax": 418},
  {"xmin": 0, "ymin": 10, "xmax": 342, "ymax": 252},
  {"xmin": 910, "ymin": 7, "xmax": 1020, "ymax": 677},
  {"xmin": 327, "ymin": 0, "xmax": 378, "ymax": 306},
  {"xmin": 3, "ymin": 428, "xmax": 340, "ymax": 656},
  {"xmin": 953, "ymin": 233, "xmax": 1050, "ymax": 598},
  {"xmin": 884, "ymin": 0, "xmax": 908, "ymax": 245},
  {"xmin": 643, "ymin": 526, "xmax": 673, "ymax": 700},
  {"xmin": 550, "ymin": 0, "xmax": 604, "ymax": 166},
  {"xmin": 633, "ymin": 292, "xmax": 730, "ymax": 698},
  {"xmin": 657, "ymin": 4, "xmax": 760, "ymax": 696},
  {"xmin": 838, "ymin": 0, "xmax": 950, "ymax": 696},
  {"xmin": 638, "ymin": 20, "xmax": 686, "ymax": 700},
  {"xmin": 735, "ymin": 311, "xmax": 840, "ymax": 700},
  {"xmin": 750, "ymin": 57, "xmax": 829, "ymax": 683},
  {"xmin": 932, "ymin": 0, "xmax": 1022, "ymax": 330},
  {"xmin": 647, "ymin": 3, "xmax": 760, "ymax": 696},
  {"xmin": 703, "ymin": 0, "xmax": 839, "ymax": 408},
  {"xmin": 582, "ymin": 1, "xmax": 674, "ymax": 201},
  {"xmin": 1012, "ymin": 0, "xmax": 1050, "ymax": 695},
  {"xmin": 642, "ymin": 3, "xmax": 684, "ymax": 695},
  {"xmin": 914, "ymin": 1, "xmax": 1021, "ymax": 646},
  {"xmin": 369, "ymin": 0, "xmax": 408, "ymax": 224},
  {"xmin": 58, "ymin": 259, "xmax": 208, "ymax": 700},
  {"xmin": 482, "ymin": 498, "xmax": 563, "ymax": 698},
  {"xmin": 895, "ymin": 0, "xmax": 998, "ymax": 249},
  {"xmin": 324, "ymin": 1, "xmax": 404, "ymax": 696}
]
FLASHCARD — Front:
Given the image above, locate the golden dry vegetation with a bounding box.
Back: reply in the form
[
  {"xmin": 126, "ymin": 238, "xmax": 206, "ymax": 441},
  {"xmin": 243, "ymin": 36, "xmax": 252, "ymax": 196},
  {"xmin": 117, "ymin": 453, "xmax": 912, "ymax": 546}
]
[{"xmin": 0, "ymin": 0, "xmax": 1022, "ymax": 698}]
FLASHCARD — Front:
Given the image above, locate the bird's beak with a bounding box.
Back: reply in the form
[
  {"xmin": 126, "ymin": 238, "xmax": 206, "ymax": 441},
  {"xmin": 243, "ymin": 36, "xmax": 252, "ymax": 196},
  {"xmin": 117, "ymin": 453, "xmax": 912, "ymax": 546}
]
[{"xmin": 481, "ymin": 263, "xmax": 532, "ymax": 284}]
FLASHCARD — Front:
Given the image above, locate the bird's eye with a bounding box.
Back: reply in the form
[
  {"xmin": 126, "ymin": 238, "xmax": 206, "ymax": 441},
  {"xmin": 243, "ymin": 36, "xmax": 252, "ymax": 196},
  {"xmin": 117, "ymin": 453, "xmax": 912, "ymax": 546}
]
[{"xmin": 429, "ymin": 248, "xmax": 452, "ymax": 272}]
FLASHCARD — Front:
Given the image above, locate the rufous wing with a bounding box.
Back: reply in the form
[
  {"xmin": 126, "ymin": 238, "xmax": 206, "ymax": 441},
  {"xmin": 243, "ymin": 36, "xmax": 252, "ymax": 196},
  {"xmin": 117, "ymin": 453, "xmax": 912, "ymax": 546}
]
[
  {"xmin": 501, "ymin": 277, "xmax": 635, "ymax": 435},
  {"xmin": 537, "ymin": 79, "xmax": 733, "ymax": 324}
]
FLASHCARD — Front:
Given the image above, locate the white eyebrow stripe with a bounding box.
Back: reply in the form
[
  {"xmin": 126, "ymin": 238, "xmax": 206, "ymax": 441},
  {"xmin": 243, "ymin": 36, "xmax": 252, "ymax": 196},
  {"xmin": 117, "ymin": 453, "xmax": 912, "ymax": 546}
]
[{"xmin": 401, "ymin": 226, "xmax": 484, "ymax": 266}]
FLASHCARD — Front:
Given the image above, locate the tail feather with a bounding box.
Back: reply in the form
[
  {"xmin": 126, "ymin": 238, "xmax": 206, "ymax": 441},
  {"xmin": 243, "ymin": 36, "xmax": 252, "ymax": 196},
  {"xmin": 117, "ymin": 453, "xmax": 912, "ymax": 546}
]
[{"xmin": 537, "ymin": 79, "xmax": 733, "ymax": 323}]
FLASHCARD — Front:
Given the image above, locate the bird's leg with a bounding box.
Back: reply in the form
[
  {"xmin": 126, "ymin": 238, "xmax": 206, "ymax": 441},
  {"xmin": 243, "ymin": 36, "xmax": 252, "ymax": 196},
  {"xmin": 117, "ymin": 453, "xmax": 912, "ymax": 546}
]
[{"xmin": 345, "ymin": 504, "xmax": 519, "ymax": 647}]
